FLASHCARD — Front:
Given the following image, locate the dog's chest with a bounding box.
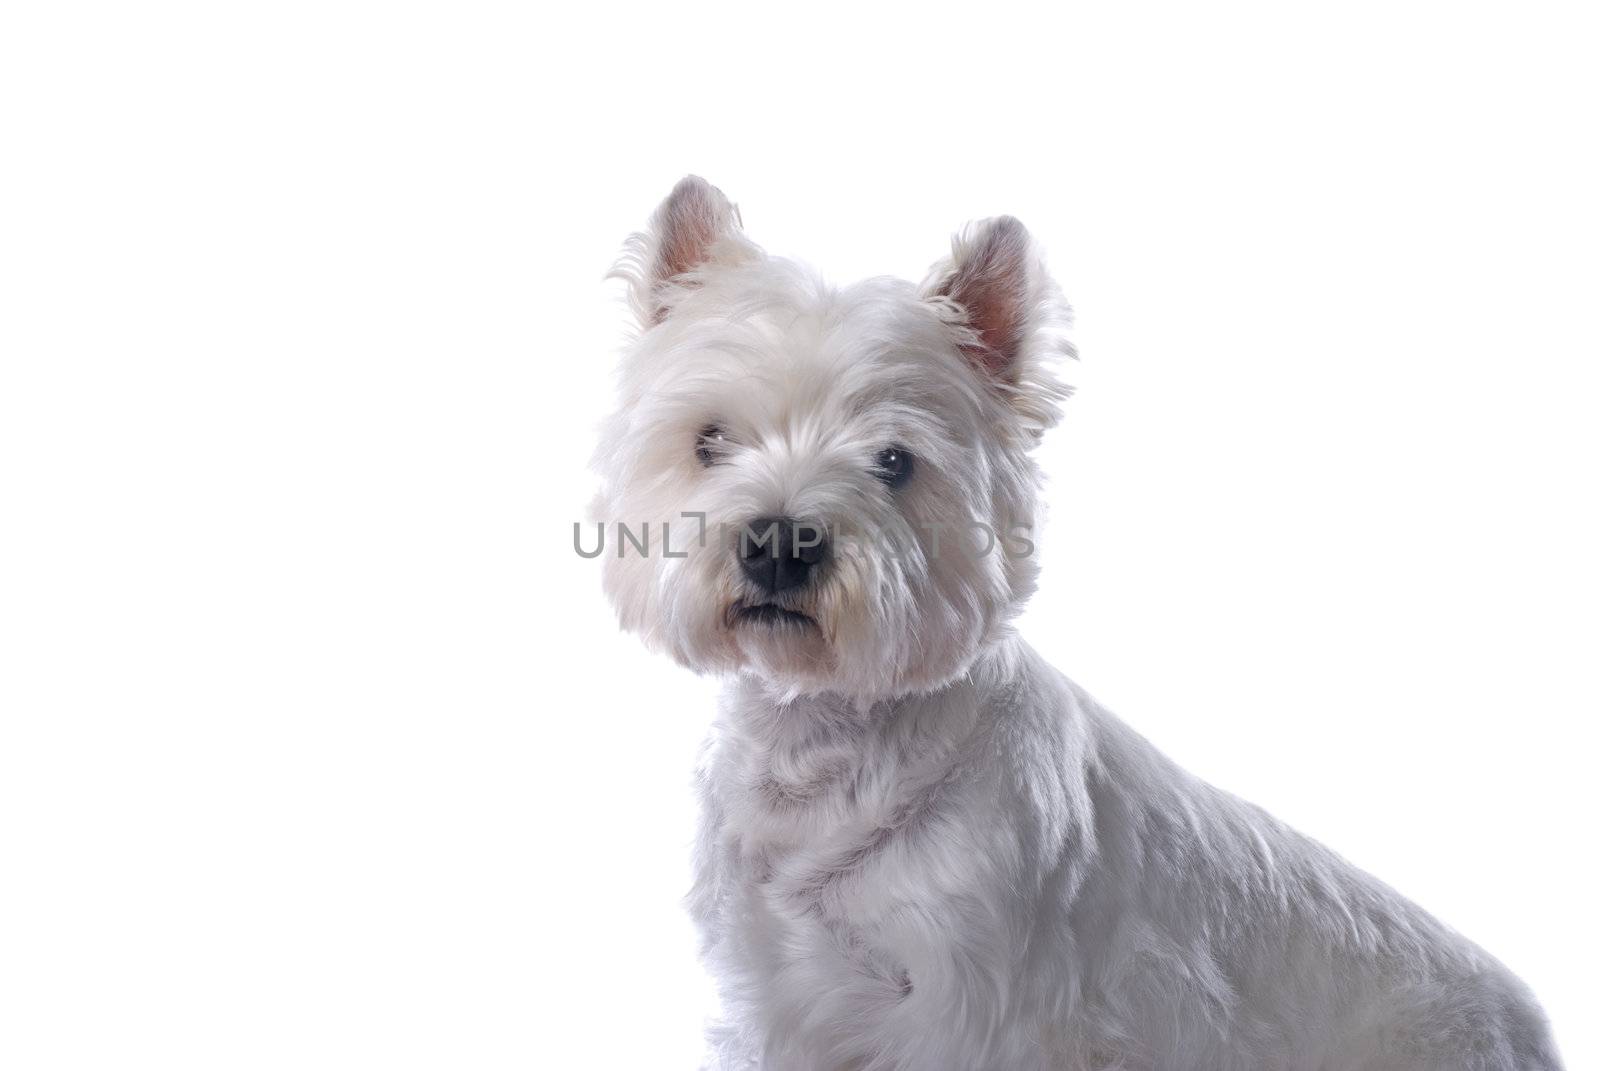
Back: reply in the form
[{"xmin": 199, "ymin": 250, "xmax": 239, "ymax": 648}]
[
  {"xmin": 701, "ymin": 703, "xmax": 975, "ymax": 1007},
  {"xmin": 721, "ymin": 765, "xmax": 918, "ymax": 1008},
  {"xmin": 722, "ymin": 732, "xmax": 894, "ymax": 920}
]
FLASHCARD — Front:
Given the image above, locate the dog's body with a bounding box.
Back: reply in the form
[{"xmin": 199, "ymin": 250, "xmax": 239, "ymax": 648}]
[
  {"xmin": 692, "ymin": 646, "xmax": 1555, "ymax": 1070},
  {"xmin": 595, "ymin": 178, "xmax": 1561, "ymax": 1069}
]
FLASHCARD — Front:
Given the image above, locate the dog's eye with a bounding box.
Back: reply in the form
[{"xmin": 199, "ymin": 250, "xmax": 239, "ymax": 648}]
[
  {"xmin": 874, "ymin": 446, "xmax": 914, "ymax": 489},
  {"xmin": 696, "ymin": 424, "xmax": 730, "ymax": 467}
]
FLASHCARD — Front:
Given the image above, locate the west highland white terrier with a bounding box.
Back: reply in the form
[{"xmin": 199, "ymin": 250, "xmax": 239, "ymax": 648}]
[{"xmin": 592, "ymin": 177, "xmax": 1561, "ymax": 1070}]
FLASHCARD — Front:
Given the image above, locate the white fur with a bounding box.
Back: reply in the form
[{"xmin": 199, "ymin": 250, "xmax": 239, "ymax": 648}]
[{"xmin": 594, "ymin": 178, "xmax": 1561, "ymax": 1070}]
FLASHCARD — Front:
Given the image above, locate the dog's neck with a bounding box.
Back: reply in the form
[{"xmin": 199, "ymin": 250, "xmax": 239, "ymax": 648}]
[
  {"xmin": 710, "ymin": 643, "xmax": 1021, "ymax": 851},
  {"xmin": 725, "ymin": 638, "xmax": 1018, "ymax": 752}
]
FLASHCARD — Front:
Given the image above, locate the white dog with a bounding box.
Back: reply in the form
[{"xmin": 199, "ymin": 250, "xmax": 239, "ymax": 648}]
[{"xmin": 593, "ymin": 177, "xmax": 1561, "ymax": 1070}]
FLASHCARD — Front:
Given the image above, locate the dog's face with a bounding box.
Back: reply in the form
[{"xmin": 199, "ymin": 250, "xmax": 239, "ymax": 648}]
[{"xmin": 595, "ymin": 178, "xmax": 1072, "ymax": 700}]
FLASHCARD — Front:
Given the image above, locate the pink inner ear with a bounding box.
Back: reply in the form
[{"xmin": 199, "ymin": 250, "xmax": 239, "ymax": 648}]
[
  {"xmin": 648, "ymin": 179, "xmax": 740, "ymax": 327},
  {"xmin": 943, "ymin": 218, "xmax": 1030, "ymax": 380},
  {"xmin": 655, "ymin": 187, "xmax": 722, "ymax": 282}
]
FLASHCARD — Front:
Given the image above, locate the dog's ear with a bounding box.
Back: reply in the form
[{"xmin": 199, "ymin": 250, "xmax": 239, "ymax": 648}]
[
  {"xmin": 923, "ymin": 216, "xmax": 1074, "ymax": 428},
  {"xmin": 615, "ymin": 176, "xmax": 756, "ymax": 327},
  {"xmin": 924, "ymin": 217, "xmax": 1043, "ymax": 381}
]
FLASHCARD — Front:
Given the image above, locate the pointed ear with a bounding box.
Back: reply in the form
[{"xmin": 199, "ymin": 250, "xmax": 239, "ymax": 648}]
[
  {"xmin": 922, "ymin": 216, "xmax": 1060, "ymax": 376},
  {"xmin": 614, "ymin": 176, "xmax": 757, "ymax": 327},
  {"xmin": 922, "ymin": 216, "xmax": 1074, "ymax": 430}
]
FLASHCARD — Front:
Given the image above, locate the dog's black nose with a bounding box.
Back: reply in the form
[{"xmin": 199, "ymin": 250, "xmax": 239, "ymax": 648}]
[{"xmin": 738, "ymin": 516, "xmax": 827, "ymax": 595}]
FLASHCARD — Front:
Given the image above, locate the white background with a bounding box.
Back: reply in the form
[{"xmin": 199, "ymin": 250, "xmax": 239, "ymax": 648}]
[{"xmin": 3, "ymin": 2, "xmax": 1596, "ymax": 1068}]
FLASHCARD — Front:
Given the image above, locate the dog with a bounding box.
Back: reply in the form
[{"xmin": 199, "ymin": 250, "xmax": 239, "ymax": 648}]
[{"xmin": 592, "ymin": 177, "xmax": 1561, "ymax": 1070}]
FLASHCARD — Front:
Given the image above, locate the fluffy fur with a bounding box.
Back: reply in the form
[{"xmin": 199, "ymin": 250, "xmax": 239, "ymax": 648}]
[{"xmin": 593, "ymin": 177, "xmax": 1561, "ymax": 1070}]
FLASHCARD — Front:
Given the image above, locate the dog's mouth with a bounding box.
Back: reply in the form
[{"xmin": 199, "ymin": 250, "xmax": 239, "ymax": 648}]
[{"xmin": 727, "ymin": 600, "xmax": 818, "ymax": 630}]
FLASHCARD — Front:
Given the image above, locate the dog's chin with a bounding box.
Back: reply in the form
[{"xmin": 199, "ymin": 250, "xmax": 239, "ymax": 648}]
[{"xmin": 727, "ymin": 600, "xmax": 833, "ymax": 677}]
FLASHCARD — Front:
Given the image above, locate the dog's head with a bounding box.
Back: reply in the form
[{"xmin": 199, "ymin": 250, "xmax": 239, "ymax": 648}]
[{"xmin": 594, "ymin": 177, "xmax": 1073, "ymax": 700}]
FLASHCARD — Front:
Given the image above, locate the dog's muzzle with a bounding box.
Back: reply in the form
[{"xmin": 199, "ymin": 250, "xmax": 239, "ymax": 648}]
[{"xmin": 737, "ymin": 515, "xmax": 828, "ymax": 596}]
